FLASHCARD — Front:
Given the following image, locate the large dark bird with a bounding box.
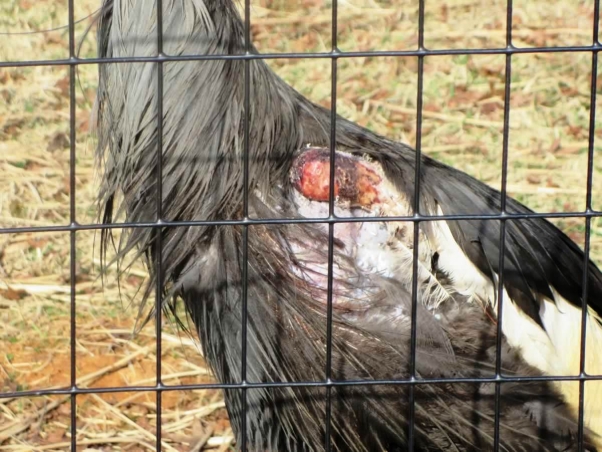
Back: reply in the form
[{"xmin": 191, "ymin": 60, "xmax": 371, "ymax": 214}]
[{"xmin": 95, "ymin": 0, "xmax": 602, "ymax": 450}]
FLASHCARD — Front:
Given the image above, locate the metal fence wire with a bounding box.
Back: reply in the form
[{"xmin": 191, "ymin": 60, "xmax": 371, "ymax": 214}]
[{"xmin": 0, "ymin": 0, "xmax": 601, "ymax": 451}]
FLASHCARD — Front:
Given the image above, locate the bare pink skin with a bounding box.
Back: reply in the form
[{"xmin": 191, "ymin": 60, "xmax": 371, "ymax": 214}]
[{"xmin": 288, "ymin": 147, "xmax": 402, "ymax": 309}]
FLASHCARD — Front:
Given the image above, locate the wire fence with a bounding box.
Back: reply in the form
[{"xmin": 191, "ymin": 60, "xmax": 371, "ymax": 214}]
[{"xmin": 0, "ymin": 0, "xmax": 601, "ymax": 451}]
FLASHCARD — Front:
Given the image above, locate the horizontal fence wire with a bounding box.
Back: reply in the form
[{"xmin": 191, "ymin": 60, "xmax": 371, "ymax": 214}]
[
  {"xmin": 2, "ymin": 373, "xmax": 602, "ymax": 400},
  {"xmin": 0, "ymin": 1, "xmax": 600, "ymax": 452},
  {"xmin": 3, "ymin": 44, "xmax": 602, "ymax": 68},
  {"xmin": 1, "ymin": 210, "xmax": 601, "ymax": 236}
]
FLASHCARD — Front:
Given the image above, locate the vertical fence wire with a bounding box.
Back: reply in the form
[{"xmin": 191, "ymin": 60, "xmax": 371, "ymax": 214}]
[
  {"xmin": 492, "ymin": 2, "xmax": 514, "ymax": 450},
  {"xmin": 240, "ymin": 0, "xmax": 253, "ymax": 450},
  {"xmin": 154, "ymin": 0, "xmax": 166, "ymax": 449},
  {"xmin": 324, "ymin": 1, "xmax": 339, "ymax": 450},
  {"xmin": 577, "ymin": 2, "xmax": 600, "ymax": 449},
  {"xmin": 407, "ymin": 1, "xmax": 426, "ymax": 449},
  {"xmin": 67, "ymin": 0, "xmax": 77, "ymax": 448},
  {"xmin": 0, "ymin": 2, "xmax": 601, "ymax": 452}
]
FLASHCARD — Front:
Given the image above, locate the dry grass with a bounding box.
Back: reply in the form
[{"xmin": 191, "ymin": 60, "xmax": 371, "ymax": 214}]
[{"xmin": 1, "ymin": 0, "xmax": 601, "ymax": 450}]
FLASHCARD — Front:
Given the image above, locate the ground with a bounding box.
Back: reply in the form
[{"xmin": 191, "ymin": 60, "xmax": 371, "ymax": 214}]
[{"xmin": 0, "ymin": 0, "xmax": 601, "ymax": 450}]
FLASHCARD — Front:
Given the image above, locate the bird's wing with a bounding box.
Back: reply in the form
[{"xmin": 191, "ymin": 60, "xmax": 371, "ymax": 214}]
[{"xmin": 424, "ymin": 158, "xmax": 602, "ymax": 326}]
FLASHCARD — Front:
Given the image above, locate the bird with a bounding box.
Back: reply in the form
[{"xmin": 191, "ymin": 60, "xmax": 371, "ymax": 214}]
[{"xmin": 94, "ymin": 0, "xmax": 602, "ymax": 450}]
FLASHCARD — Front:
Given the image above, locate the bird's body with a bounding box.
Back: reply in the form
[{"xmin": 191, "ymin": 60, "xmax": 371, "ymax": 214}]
[{"xmin": 95, "ymin": 0, "xmax": 602, "ymax": 450}]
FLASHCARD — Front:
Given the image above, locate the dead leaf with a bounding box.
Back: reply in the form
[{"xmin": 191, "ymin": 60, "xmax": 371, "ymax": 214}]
[
  {"xmin": 479, "ymin": 101, "xmax": 501, "ymax": 116},
  {"xmin": 527, "ymin": 174, "xmax": 541, "ymax": 184},
  {"xmin": 77, "ymin": 111, "xmax": 91, "ymax": 133},
  {"xmin": 566, "ymin": 125, "xmax": 585, "ymax": 139},
  {"xmin": 27, "ymin": 237, "xmax": 49, "ymax": 249},
  {"xmin": 47, "ymin": 131, "xmax": 70, "ymax": 153},
  {"xmin": 0, "ymin": 287, "xmax": 29, "ymax": 300},
  {"xmin": 549, "ymin": 138, "xmax": 561, "ymax": 153},
  {"xmin": 42, "ymin": 430, "xmax": 67, "ymax": 445},
  {"xmin": 424, "ymin": 103, "xmax": 442, "ymax": 113},
  {"xmin": 1, "ymin": 118, "xmax": 26, "ymax": 138},
  {"xmin": 55, "ymin": 75, "xmax": 70, "ymax": 98}
]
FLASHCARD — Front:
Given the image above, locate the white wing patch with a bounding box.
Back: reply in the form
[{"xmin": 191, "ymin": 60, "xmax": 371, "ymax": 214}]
[
  {"xmin": 430, "ymin": 209, "xmax": 553, "ymax": 371},
  {"xmin": 432, "ymin": 206, "xmax": 602, "ymax": 440}
]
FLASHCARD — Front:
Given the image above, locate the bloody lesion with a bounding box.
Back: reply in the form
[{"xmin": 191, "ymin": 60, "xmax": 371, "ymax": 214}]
[
  {"xmin": 291, "ymin": 147, "xmax": 381, "ymax": 208},
  {"xmin": 288, "ymin": 146, "xmax": 416, "ymax": 309}
]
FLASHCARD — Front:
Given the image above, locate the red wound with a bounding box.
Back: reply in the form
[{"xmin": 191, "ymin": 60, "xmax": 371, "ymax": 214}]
[
  {"xmin": 292, "ymin": 148, "xmax": 381, "ymax": 208},
  {"xmin": 296, "ymin": 158, "xmax": 338, "ymax": 201}
]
